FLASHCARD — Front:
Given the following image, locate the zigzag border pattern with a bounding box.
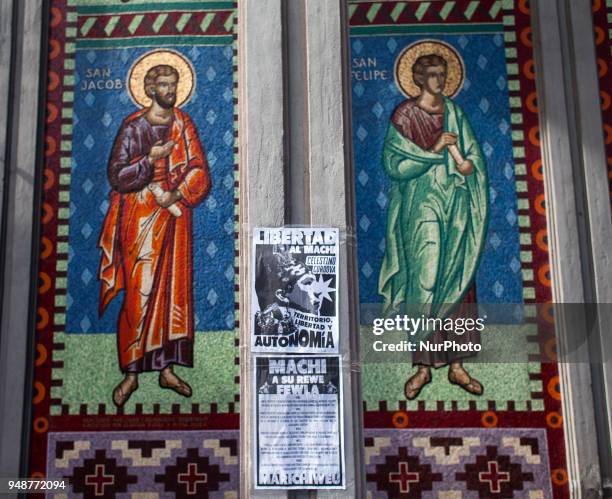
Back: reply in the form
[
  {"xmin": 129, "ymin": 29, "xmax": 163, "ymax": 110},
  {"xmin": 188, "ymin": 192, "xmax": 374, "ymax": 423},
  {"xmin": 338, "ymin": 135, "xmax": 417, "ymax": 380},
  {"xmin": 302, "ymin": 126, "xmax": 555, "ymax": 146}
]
[
  {"xmin": 348, "ymin": 0, "xmax": 504, "ymax": 25},
  {"xmin": 76, "ymin": 11, "xmax": 234, "ymax": 38}
]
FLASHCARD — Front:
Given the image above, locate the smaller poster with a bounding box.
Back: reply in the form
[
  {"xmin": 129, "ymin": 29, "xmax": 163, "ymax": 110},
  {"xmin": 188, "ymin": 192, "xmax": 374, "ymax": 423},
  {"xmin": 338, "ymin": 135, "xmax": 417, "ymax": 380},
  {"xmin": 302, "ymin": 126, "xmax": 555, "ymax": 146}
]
[
  {"xmin": 251, "ymin": 227, "xmax": 339, "ymax": 353},
  {"xmin": 254, "ymin": 355, "xmax": 345, "ymax": 489}
]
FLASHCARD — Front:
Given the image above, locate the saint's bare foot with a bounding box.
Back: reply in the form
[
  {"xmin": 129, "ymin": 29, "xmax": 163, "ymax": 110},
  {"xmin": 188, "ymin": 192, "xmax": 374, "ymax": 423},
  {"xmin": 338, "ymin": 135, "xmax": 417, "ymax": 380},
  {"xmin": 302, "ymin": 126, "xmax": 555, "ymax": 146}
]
[
  {"xmin": 404, "ymin": 366, "xmax": 432, "ymax": 400},
  {"xmin": 112, "ymin": 374, "xmax": 139, "ymax": 408},
  {"xmin": 448, "ymin": 363, "xmax": 483, "ymax": 395},
  {"xmin": 159, "ymin": 367, "xmax": 192, "ymax": 397}
]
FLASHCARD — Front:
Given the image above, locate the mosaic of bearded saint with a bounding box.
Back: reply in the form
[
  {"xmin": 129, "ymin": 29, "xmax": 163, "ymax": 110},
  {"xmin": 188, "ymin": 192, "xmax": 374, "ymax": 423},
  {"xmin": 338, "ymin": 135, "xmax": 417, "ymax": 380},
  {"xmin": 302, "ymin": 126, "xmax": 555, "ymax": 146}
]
[
  {"xmin": 378, "ymin": 41, "xmax": 489, "ymax": 399},
  {"xmin": 97, "ymin": 50, "xmax": 211, "ymax": 407}
]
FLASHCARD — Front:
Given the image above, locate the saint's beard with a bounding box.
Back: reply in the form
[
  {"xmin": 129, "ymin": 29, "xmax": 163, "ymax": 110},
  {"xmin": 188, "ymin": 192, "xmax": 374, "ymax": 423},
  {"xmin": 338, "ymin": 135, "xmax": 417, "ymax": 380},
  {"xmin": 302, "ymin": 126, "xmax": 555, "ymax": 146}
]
[{"xmin": 154, "ymin": 92, "xmax": 176, "ymax": 109}]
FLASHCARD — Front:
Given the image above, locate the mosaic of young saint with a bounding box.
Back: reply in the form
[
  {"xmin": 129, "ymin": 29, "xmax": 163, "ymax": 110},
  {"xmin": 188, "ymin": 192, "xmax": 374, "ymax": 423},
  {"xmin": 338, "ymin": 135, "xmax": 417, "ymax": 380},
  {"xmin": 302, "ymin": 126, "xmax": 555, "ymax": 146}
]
[{"xmin": 379, "ymin": 51, "xmax": 489, "ymax": 399}]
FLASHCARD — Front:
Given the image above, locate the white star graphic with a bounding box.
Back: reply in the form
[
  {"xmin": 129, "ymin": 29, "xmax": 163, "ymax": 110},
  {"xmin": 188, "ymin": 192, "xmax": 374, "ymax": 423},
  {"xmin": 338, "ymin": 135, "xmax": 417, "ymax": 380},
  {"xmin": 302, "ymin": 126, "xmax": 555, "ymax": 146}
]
[{"xmin": 313, "ymin": 275, "xmax": 336, "ymax": 304}]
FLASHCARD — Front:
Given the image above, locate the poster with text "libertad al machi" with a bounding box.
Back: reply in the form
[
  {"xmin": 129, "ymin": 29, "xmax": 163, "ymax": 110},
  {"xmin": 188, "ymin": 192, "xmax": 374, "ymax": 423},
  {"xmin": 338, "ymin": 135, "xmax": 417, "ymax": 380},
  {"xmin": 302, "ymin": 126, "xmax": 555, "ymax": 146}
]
[{"xmin": 252, "ymin": 227, "xmax": 339, "ymax": 354}]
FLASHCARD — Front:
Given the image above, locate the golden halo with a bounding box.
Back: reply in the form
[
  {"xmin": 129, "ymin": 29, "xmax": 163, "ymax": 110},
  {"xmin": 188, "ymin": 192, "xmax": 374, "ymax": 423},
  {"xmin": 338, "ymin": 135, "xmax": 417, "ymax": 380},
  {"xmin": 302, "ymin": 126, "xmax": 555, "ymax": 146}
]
[
  {"xmin": 395, "ymin": 40, "xmax": 465, "ymax": 98},
  {"xmin": 127, "ymin": 49, "xmax": 195, "ymax": 108}
]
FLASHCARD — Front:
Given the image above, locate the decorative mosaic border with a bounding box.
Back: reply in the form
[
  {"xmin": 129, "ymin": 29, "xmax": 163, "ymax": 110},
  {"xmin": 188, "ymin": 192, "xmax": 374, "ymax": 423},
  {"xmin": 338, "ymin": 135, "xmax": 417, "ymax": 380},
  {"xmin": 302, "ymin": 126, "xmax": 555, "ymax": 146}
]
[
  {"xmin": 29, "ymin": 0, "xmax": 77, "ymax": 480},
  {"xmin": 231, "ymin": 0, "xmax": 241, "ymax": 414},
  {"xmin": 348, "ymin": 1, "xmax": 504, "ymax": 27},
  {"xmin": 28, "ymin": 0, "xmax": 241, "ymax": 482},
  {"xmin": 364, "ymin": 428, "xmax": 553, "ymax": 498},
  {"xmin": 50, "ymin": 0, "xmax": 78, "ymax": 419},
  {"xmin": 76, "ymin": 8, "xmax": 235, "ymax": 39},
  {"xmin": 502, "ymin": 10, "xmax": 537, "ymax": 304},
  {"xmin": 349, "ymin": 1, "xmax": 568, "ymax": 497},
  {"xmin": 46, "ymin": 430, "xmax": 239, "ymax": 498},
  {"xmin": 592, "ymin": 0, "xmax": 612, "ymax": 211},
  {"xmin": 231, "ymin": 0, "xmax": 241, "ymax": 413}
]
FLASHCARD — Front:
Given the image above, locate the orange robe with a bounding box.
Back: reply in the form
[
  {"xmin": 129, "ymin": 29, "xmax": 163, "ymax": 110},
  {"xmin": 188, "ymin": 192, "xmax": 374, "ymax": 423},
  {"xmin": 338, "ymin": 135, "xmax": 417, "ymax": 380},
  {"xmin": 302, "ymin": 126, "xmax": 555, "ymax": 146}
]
[{"xmin": 98, "ymin": 108, "xmax": 211, "ymax": 371}]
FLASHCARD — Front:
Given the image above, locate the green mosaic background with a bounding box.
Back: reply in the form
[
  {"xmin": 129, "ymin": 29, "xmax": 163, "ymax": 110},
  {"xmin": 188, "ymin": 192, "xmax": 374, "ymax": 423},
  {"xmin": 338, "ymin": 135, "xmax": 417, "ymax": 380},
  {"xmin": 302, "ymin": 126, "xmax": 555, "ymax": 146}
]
[
  {"xmin": 51, "ymin": 331, "xmax": 239, "ymax": 415},
  {"xmin": 360, "ymin": 324, "xmax": 543, "ymax": 411}
]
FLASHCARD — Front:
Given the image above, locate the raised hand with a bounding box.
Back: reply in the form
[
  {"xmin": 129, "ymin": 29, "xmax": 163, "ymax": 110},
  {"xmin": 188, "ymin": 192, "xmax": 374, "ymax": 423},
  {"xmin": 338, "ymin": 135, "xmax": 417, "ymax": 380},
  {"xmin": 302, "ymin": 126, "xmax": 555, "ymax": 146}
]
[
  {"xmin": 148, "ymin": 140, "xmax": 176, "ymax": 163},
  {"xmin": 431, "ymin": 132, "xmax": 457, "ymax": 153}
]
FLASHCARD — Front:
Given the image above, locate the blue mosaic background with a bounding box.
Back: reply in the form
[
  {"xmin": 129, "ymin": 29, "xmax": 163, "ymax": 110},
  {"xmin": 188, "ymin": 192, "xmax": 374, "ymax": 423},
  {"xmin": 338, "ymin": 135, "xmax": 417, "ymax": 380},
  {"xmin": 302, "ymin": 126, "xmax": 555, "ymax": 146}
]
[
  {"xmin": 351, "ymin": 34, "xmax": 523, "ymax": 312},
  {"xmin": 67, "ymin": 45, "xmax": 236, "ymax": 334}
]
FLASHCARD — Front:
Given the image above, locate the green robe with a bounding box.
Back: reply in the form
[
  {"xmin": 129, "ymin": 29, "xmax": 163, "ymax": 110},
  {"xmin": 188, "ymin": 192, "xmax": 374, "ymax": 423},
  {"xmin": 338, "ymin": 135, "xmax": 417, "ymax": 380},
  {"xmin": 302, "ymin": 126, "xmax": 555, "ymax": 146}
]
[{"xmin": 378, "ymin": 97, "xmax": 489, "ymax": 319}]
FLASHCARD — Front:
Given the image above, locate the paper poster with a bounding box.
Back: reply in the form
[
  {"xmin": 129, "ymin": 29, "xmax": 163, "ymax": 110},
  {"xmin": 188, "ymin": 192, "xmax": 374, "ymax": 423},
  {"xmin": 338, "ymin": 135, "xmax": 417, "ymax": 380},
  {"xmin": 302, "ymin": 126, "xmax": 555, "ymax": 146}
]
[
  {"xmin": 254, "ymin": 355, "xmax": 345, "ymax": 489},
  {"xmin": 251, "ymin": 227, "xmax": 339, "ymax": 353}
]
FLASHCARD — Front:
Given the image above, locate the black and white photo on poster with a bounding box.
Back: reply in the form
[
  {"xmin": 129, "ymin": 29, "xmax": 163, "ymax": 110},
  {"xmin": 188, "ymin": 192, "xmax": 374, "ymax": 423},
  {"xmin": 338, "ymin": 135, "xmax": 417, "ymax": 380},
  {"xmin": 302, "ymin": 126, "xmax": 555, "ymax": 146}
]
[
  {"xmin": 252, "ymin": 227, "xmax": 339, "ymax": 353},
  {"xmin": 254, "ymin": 355, "xmax": 345, "ymax": 489}
]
